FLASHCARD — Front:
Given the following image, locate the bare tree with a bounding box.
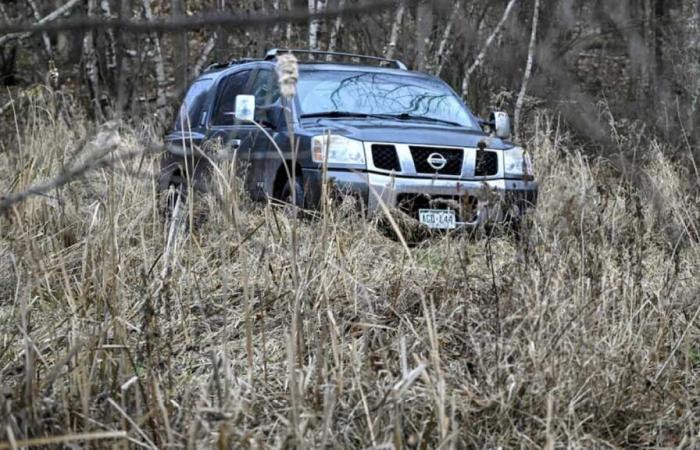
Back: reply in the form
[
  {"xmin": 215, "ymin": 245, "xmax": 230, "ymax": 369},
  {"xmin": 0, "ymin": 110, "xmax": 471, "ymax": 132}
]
[
  {"xmin": 143, "ymin": 0, "xmax": 167, "ymax": 123},
  {"xmin": 514, "ymin": 0, "xmax": 539, "ymax": 139},
  {"xmin": 327, "ymin": 0, "xmax": 346, "ymax": 55},
  {"xmin": 461, "ymin": 0, "xmax": 518, "ymax": 98},
  {"xmin": 414, "ymin": 0, "xmax": 433, "ymax": 71},
  {"xmin": 309, "ymin": 0, "xmax": 328, "ymax": 51},
  {"xmin": 82, "ymin": 0, "xmax": 103, "ymax": 119},
  {"xmin": 384, "ymin": 0, "xmax": 406, "ymax": 60},
  {"xmin": 434, "ymin": 0, "xmax": 462, "ymax": 75}
]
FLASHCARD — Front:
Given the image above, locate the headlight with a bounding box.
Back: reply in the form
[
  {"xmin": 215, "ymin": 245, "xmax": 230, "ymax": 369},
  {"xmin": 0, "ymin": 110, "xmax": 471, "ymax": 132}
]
[
  {"xmin": 503, "ymin": 147, "xmax": 534, "ymax": 179},
  {"xmin": 311, "ymin": 134, "xmax": 366, "ymax": 166}
]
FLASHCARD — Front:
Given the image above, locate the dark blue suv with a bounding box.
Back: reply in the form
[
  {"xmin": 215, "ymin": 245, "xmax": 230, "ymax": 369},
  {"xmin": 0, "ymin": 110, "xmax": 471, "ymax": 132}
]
[{"xmin": 159, "ymin": 49, "xmax": 537, "ymax": 230}]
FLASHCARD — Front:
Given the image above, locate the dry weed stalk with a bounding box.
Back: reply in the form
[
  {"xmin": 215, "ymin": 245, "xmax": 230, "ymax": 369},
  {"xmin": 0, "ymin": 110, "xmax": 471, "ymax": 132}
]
[{"xmin": 0, "ymin": 101, "xmax": 699, "ymax": 448}]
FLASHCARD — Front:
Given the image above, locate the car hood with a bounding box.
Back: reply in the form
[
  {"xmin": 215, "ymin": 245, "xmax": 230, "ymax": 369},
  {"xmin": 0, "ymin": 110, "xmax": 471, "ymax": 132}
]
[{"xmin": 299, "ymin": 118, "xmax": 514, "ymax": 150}]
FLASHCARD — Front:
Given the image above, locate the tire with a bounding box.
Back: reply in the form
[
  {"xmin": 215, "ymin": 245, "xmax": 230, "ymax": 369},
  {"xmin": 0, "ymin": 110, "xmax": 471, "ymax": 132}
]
[{"xmin": 279, "ymin": 176, "xmax": 305, "ymax": 209}]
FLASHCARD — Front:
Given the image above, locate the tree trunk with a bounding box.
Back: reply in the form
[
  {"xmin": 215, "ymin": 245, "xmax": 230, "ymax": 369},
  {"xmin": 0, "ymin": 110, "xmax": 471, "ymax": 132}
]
[
  {"xmin": 115, "ymin": 0, "xmax": 131, "ymax": 117},
  {"xmin": 286, "ymin": 0, "xmax": 294, "ymax": 44},
  {"xmin": 143, "ymin": 0, "xmax": 167, "ymax": 124},
  {"xmin": 414, "ymin": 1, "xmax": 433, "ymax": 72},
  {"xmin": 82, "ymin": 0, "xmax": 103, "ymax": 119},
  {"xmin": 327, "ymin": 0, "xmax": 345, "ymax": 56},
  {"xmin": 461, "ymin": 0, "xmax": 518, "ymax": 99},
  {"xmin": 384, "ymin": 0, "xmax": 405, "ymax": 60},
  {"xmin": 172, "ymin": 0, "xmax": 188, "ymax": 97},
  {"xmin": 26, "ymin": 0, "xmax": 53, "ymax": 60},
  {"xmin": 514, "ymin": 0, "xmax": 540, "ymax": 140},
  {"xmin": 434, "ymin": 0, "xmax": 461, "ymax": 75},
  {"xmin": 308, "ymin": 0, "xmax": 327, "ymax": 52}
]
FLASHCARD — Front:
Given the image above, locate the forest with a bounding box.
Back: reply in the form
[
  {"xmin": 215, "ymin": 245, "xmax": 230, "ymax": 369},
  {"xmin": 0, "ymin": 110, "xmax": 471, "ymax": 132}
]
[{"xmin": 1, "ymin": 0, "xmax": 699, "ymax": 448}]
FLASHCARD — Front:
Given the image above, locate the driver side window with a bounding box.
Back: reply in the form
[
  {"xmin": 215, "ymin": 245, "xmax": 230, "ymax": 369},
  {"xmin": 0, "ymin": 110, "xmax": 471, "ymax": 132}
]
[
  {"xmin": 251, "ymin": 69, "xmax": 280, "ymax": 107},
  {"xmin": 211, "ymin": 70, "xmax": 251, "ymax": 126}
]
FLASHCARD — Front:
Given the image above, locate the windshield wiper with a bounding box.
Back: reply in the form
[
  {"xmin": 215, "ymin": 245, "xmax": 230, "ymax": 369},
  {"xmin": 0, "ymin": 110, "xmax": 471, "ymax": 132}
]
[
  {"xmin": 382, "ymin": 113, "xmax": 463, "ymax": 127},
  {"xmin": 300, "ymin": 111, "xmax": 388, "ymax": 120}
]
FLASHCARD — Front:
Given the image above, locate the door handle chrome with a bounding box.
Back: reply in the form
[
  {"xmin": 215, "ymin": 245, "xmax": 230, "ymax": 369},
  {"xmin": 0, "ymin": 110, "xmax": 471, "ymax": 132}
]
[{"xmin": 231, "ymin": 139, "xmax": 241, "ymax": 150}]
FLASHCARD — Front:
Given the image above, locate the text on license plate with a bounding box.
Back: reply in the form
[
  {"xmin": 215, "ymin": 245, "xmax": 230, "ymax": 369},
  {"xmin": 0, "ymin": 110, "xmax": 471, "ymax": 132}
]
[{"xmin": 418, "ymin": 209, "xmax": 456, "ymax": 229}]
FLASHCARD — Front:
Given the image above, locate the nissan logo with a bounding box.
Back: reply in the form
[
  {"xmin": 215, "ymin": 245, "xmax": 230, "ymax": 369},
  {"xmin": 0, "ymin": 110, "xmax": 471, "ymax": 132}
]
[{"xmin": 427, "ymin": 153, "xmax": 447, "ymax": 170}]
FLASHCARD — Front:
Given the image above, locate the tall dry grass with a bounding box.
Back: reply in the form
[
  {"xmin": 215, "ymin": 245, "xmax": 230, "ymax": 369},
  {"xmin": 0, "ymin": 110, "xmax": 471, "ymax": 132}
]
[{"xmin": 1, "ymin": 99, "xmax": 699, "ymax": 449}]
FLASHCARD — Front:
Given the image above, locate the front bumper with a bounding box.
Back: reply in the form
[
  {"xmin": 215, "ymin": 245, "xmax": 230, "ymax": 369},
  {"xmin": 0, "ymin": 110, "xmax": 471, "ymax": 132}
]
[{"xmin": 303, "ymin": 169, "xmax": 538, "ymax": 227}]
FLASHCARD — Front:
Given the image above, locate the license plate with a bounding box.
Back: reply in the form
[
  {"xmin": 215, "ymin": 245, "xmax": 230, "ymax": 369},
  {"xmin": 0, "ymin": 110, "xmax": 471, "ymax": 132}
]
[{"xmin": 418, "ymin": 209, "xmax": 456, "ymax": 229}]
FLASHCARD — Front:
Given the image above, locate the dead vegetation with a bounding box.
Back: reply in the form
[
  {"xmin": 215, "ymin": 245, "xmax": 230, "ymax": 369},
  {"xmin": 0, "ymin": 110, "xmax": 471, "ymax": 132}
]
[{"xmin": 0, "ymin": 98, "xmax": 699, "ymax": 448}]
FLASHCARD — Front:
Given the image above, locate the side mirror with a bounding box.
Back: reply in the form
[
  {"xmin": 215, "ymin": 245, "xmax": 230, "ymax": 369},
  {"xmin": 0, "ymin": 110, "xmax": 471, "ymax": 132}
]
[
  {"xmin": 489, "ymin": 111, "xmax": 511, "ymax": 140},
  {"xmin": 234, "ymin": 95, "xmax": 256, "ymax": 122}
]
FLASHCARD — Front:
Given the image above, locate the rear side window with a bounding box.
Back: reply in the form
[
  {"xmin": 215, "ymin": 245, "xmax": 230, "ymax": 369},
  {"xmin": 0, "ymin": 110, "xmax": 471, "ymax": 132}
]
[
  {"xmin": 211, "ymin": 70, "xmax": 252, "ymax": 126},
  {"xmin": 174, "ymin": 78, "xmax": 212, "ymax": 130}
]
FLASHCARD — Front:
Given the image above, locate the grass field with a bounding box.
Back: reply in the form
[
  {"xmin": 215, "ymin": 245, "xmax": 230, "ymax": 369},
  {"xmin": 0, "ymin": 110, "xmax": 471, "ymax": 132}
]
[{"xmin": 1, "ymin": 101, "xmax": 699, "ymax": 448}]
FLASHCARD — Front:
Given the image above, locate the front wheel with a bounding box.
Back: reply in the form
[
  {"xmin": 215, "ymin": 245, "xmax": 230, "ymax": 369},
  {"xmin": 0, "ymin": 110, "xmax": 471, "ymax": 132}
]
[{"xmin": 280, "ymin": 176, "xmax": 305, "ymax": 209}]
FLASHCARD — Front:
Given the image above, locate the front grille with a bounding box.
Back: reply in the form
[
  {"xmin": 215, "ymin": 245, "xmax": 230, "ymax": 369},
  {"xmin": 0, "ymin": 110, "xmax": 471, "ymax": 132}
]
[
  {"xmin": 397, "ymin": 194, "xmax": 478, "ymax": 223},
  {"xmin": 475, "ymin": 150, "xmax": 499, "ymax": 176},
  {"xmin": 371, "ymin": 144, "xmax": 401, "ymax": 171},
  {"xmin": 410, "ymin": 146, "xmax": 463, "ymax": 176}
]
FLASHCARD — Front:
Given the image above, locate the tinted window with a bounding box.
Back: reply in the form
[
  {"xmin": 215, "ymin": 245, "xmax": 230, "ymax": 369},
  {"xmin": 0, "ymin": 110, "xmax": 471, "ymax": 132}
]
[
  {"xmin": 174, "ymin": 78, "xmax": 212, "ymax": 130},
  {"xmin": 296, "ymin": 70, "xmax": 478, "ymax": 129},
  {"xmin": 250, "ymin": 69, "xmax": 280, "ymax": 107},
  {"xmin": 212, "ymin": 70, "xmax": 251, "ymax": 125}
]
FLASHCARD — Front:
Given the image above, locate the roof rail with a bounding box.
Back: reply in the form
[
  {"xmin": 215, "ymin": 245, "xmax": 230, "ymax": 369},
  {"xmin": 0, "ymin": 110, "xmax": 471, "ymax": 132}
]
[
  {"xmin": 264, "ymin": 48, "xmax": 408, "ymax": 70},
  {"xmin": 203, "ymin": 58, "xmax": 259, "ymax": 73}
]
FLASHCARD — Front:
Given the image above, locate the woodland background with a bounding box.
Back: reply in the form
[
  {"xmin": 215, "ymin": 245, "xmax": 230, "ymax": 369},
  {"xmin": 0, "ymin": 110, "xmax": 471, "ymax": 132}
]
[{"xmin": 0, "ymin": 0, "xmax": 698, "ymax": 152}]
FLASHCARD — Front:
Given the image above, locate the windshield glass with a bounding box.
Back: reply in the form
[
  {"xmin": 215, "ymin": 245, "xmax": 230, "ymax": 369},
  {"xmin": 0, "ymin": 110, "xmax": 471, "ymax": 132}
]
[{"xmin": 296, "ymin": 70, "xmax": 478, "ymax": 129}]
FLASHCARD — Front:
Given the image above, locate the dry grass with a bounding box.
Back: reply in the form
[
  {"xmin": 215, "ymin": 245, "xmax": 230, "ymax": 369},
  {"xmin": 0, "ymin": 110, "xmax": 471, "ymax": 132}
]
[{"xmin": 1, "ymin": 101, "xmax": 699, "ymax": 449}]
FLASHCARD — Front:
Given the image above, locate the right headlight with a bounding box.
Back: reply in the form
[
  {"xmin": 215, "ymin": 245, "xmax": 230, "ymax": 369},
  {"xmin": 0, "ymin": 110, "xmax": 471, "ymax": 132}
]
[
  {"xmin": 311, "ymin": 134, "xmax": 366, "ymax": 167},
  {"xmin": 503, "ymin": 147, "xmax": 534, "ymax": 179}
]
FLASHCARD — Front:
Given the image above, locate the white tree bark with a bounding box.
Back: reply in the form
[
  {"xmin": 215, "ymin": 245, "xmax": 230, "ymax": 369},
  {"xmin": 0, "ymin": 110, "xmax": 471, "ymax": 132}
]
[
  {"xmin": 143, "ymin": 0, "xmax": 167, "ymax": 123},
  {"xmin": 461, "ymin": 0, "xmax": 518, "ymax": 98},
  {"xmin": 286, "ymin": 0, "xmax": 294, "ymax": 43},
  {"xmin": 308, "ymin": 0, "xmax": 327, "ymax": 52},
  {"xmin": 414, "ymin": 1, "xmax": 433, "ymax": 72},
  {"xmin": 514, "ymin": 0, "xmax": 540, "ymax": 140},
  {"xmin": 434, "ymin": 0, "xmax": 462, "ymax": 75},
  {"xmin": 193, "ymin": 34, "xmax": 217, "ymax": 77},
  {"xmin": 327, "ymin": 0, "xmax": 346, "ymax": 57},
  {"xmin": 384, "ymin": 0, "xmax": 406, "ymax": 61}
]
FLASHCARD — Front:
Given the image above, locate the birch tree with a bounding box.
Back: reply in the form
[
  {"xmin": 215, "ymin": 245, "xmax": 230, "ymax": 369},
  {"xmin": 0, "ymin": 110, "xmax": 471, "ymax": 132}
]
[
  {"xmin": 383, "ymin": 0, "xmax": 405, "ymax": 61},
  {"xmin": 82, "ymin": 0, "xmax": 102, "ymax": 119},
  {"xmin": 514, "ymin": 0, "xmax": 540, "ymax": 139},
  {"xmin": 461, "ymin": 0, "xmax": 518, "ymax": 98},
  {"xmin": 143, "ymin": 0, "xmax": 167, "ymax": 123},
  {"xmin": 308, "ymin": 0, "xmax": 327, "ymax": 51},
  {"xmin": 327, "ymin": 0, "xmax": 346, "ymax": 55}
]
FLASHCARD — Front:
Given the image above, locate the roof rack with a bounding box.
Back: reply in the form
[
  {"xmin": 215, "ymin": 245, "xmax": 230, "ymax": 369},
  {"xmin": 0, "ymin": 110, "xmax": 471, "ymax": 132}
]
[
  {"xmin": 264, "ymin": 48, "xmax": 408, "ymax": 70},
  {"xmin": 203, "ymin": 58, "xmax": 260, "ymax": 73}
]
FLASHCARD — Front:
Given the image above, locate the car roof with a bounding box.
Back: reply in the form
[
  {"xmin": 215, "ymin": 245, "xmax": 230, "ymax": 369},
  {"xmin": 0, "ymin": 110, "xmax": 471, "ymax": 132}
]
[{"xmin": 198, "ymin": 60, "xmax": 438, "ymax": 86}]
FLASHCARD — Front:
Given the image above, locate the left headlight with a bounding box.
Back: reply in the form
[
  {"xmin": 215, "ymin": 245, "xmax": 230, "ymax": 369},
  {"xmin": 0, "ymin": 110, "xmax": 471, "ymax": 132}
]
[
  {"xmin": 311, "ymin": 134, "xmax": 366, "ymax": 167},
  {"xmin": 503, "ymin": 147, "xmax": 534, "ymax": 179}
]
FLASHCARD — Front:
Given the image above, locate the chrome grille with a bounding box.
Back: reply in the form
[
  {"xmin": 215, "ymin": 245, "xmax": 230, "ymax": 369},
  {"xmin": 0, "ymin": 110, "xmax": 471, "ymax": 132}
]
[
  {"xmin": 371, "ymin": 144, "xmax": 401, "ymax": 171},
  {"xmin": 475, "ymin": 150, "xmax": 498, "ymax": 176},
  {"xmin": 409, "ymin": 146, "xmax": 463, "ymax": 175}
]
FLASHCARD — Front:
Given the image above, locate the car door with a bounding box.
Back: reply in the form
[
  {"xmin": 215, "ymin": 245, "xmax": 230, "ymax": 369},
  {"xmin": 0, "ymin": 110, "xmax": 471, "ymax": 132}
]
[
  {"xmin": 247, "ymin": 68, "xmax": 283, "ymax": 199},
  {"xmin": 206, "ymin": 69, "xmax": 256, "ymax": 191}
]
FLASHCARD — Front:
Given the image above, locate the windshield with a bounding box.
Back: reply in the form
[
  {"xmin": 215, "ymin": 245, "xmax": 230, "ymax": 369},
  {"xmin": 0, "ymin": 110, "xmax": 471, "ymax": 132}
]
[{"xmin": 296, "ymin": 70, "xmax": 479, "ymax": 129}]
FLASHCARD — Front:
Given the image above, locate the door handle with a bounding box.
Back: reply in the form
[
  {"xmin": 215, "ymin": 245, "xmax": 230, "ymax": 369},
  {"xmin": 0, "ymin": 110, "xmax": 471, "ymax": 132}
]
[{"xmin": 231, "ymin": 139, "xmax": 241, "ymax": 150}]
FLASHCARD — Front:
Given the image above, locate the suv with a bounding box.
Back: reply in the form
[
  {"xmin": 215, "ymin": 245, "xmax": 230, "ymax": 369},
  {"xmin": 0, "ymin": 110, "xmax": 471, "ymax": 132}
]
[{"xmin": 159, "ymin": 49, "xmax": 537, "ymax": 230}]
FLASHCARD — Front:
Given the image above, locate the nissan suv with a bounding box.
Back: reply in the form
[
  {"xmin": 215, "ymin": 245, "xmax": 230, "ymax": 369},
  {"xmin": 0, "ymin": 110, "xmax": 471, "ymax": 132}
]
[{"xmin": 159, "ymin": 49, "xmax": 538, "ymax": 230}]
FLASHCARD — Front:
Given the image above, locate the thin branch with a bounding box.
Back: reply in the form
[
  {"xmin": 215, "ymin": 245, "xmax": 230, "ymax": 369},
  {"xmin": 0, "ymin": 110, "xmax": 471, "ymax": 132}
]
[{"xmin": 0, "ymin": 0, "xmax": 81, "ymax": 46}]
